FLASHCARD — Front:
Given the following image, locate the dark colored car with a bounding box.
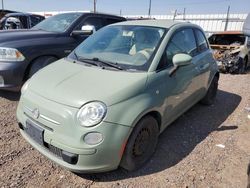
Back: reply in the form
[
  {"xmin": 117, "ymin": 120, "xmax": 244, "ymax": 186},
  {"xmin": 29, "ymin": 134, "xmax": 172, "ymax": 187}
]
[
  {"xmin": 0, "ymin": 12, "xmax": 126, "ymax": 91},
  {"xmin": 0, "ymin": 13, "xmax": 45, "ymax": 30},
  {"xmin": 0, "ymin": 9, "xmax": 18, "ymax": 19}
]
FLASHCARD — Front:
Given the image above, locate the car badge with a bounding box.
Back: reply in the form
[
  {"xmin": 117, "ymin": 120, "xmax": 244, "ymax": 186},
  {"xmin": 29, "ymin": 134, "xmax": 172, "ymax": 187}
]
[{"xmin": 32, "ymin": 108, "xmax": 40, "ymax": 119}]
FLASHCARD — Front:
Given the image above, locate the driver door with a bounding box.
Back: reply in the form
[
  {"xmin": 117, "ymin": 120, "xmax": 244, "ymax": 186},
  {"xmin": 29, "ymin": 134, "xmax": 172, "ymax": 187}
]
[{"xmin": 150, "ymin": 28, "xmax": 204, "ymax": 129}]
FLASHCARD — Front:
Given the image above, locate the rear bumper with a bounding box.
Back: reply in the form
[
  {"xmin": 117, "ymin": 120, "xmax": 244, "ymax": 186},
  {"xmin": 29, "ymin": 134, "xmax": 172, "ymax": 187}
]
[{"xmin": 0, "ymin": 61, "xmax": 26, "ymax": 90}]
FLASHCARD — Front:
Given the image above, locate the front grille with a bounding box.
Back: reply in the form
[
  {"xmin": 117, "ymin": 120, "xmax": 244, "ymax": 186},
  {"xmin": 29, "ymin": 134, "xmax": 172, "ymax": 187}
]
[
  {"xmin": 20, "ymin": 121, "xmax": 78, "ymax": 165},
  {"xmin": 46, "ymin": 144, "xmax": 63, "ymax": 159}
]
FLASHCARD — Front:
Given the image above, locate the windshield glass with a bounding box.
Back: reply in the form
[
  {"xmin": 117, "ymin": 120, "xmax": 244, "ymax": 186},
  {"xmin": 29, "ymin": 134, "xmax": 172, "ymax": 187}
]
[
  {"xmin": 33, "ymin": 13, "xmax": 82, "ymax": 32},
  {"xmin": 209, "ymin": 34, "xmax": 246, "ymax": 46},
  {"xmin": 74, "ymin": 25, "xmax": 166, "ymax": 71}
]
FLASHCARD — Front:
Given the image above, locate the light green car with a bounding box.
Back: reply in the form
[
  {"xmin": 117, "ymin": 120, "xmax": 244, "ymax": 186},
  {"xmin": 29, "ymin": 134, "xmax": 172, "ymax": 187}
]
[{"xmin": 17, "ymin": 20, "xmax": 219, "ymax": 173}]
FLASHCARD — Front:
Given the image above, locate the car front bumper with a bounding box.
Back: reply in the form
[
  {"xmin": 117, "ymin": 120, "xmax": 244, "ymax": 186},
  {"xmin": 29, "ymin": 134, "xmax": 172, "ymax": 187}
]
[
  {"xmin": 0, "ymin": 61, "xmax": 26, "ymax": 90},
  {"xmin": 17, "ymin": 90, "xmax": 132, "ymax": 173}
]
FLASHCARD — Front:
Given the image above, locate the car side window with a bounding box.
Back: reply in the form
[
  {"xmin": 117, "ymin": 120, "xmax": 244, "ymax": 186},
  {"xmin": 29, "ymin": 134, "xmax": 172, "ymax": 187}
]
[
  {"xmin": 195, "ymin": 29, "xmax": 209, "ymax": 53},
  {"xmin": 75, "ymin": 17, "xmax": 104, "ymax": 31},
  {"xmin": 166, "ymin": 28, "xmax": 197, "ymax": 66},
  {"xmin": 30, "ymin": 16, "xmax": 42, "ymax": 27},
  {"xmin": 18, "ymin": 16, "xmax": 29, "ymax": 28},
  {"xmin": 105, "ymin": 18, "xmax": 122, "ymax": 25}
]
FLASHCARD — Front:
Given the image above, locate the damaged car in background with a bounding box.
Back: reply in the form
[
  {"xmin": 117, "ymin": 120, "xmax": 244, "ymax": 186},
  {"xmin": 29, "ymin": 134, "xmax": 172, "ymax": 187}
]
[{"xmin": 208, "ymin": 31, "xmax": 250, "ymax": 74}]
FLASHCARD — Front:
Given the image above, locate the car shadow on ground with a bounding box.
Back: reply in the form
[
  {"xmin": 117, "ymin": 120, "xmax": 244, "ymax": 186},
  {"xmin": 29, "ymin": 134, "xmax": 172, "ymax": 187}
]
[
  {"xmin": 78, "ymin": 89, "xmax": 241, "ymax": 181},
  {"xmin": 0, "ymin": 90, "xmax": 20, "ymax": 101}
]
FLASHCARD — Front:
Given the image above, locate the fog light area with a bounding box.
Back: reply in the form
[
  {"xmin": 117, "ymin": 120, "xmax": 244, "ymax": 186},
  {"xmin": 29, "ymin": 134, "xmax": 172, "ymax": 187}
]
[{"xmin": 84, "ymin": 132, "xmax": 103, "ymax": 145}]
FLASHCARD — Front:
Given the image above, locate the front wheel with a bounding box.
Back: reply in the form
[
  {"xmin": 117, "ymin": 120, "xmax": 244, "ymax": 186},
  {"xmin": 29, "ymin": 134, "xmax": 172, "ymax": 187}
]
[
  {"xmin": 200, "ymin": 76, "xmax": 219, "ymax": 105},
  {"xmin": 237, "ymin": 57, "xmax": 248, "ymax": 74},
  {"xmin": 120, "ymin": 116, "xmax": 159, "ymax": 171}
]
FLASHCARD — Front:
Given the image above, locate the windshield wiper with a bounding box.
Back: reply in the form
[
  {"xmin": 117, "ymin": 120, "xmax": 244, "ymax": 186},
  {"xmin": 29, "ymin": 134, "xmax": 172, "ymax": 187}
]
[
  {"xmin": 73, "ymin": 54, "xmax": 123, "ymax": 70},
  {"xmin": 91, "ymin": 57, "xmax": 124, "ymax": 70},
  {"xmin": 79, "ymin": 57, "xmax": 99, "ymax": 67},
  {"xmin": 74, "ymin": 53, "xmax": 99, "ymax": 67}
]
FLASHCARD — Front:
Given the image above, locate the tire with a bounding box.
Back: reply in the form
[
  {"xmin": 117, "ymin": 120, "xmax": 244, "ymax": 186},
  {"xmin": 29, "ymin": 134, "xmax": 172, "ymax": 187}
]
[
  {"xmin": 237, "ymin": 57, "xmax": 247, "ymax": 74},
  {"xmin": 200, "ymin": 76, "xmax": 219, "ymax": 105},
  {"xmin": 248, "ymin": 163, "xmax": 250, "ymax": 188},
  {"xmin": 28, "ymin": 56, "xmax": 57, "ymax": 78},
  {"xmin": 120, "ymin": 116, "xmax": 159, "ymax": 171}
]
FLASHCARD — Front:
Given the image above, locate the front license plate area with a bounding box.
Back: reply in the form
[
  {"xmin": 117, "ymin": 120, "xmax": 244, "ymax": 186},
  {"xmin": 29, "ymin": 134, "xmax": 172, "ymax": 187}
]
[{"xmin": 25, "ymin": 120, "xmax": 44, "ymax": 146}]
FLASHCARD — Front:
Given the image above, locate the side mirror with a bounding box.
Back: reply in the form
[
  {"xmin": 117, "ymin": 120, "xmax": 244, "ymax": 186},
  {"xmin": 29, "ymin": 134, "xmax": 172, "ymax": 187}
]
[
  {"xmin": 71, "ymin": 25, "xmax": 96, "ymax": 37},
  {"xmin": 169, "ymin": 53, "xmax": 192, "ymax": 77},
  {"xmin": 173, "ymin": 53, "xmax": 192, "ymax": 67}
]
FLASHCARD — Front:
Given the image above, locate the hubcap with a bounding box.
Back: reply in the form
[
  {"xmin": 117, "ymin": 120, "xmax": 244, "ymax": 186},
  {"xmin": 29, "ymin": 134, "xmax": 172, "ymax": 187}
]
[{"xmin": 132, "ymin": 128, "xmax": 150, "ymax": 157}]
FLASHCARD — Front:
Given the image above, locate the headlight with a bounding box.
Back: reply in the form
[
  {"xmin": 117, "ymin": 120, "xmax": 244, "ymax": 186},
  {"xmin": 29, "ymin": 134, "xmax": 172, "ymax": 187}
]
[
  {"xmin": 77, "ymin": 101, "xmax": 107, "ymax": 127},
  {"xmin": 0, "ymin": 47, "xmax": 25, "ymax": 62},
  {"xmin": 21, "ymin": 80, "xmax": 29, "ymax": 94}
]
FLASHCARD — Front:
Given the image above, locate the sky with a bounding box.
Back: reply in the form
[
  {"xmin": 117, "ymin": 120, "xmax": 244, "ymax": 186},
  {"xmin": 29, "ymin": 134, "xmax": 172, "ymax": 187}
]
[{"xmin": 2, "ymin": 0, "xmax": 250, "ymax": 16}]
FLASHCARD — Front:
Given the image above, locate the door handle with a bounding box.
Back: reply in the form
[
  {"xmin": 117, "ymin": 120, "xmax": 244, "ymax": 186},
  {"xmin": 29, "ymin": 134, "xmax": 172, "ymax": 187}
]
[{"xmin": 199, "ymin": 63, "xmax": 209, "ymax": 71}]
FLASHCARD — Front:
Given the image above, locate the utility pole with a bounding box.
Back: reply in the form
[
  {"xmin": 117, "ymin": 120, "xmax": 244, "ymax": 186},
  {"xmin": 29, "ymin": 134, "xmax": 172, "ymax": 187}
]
[
  {"xmin": 183, "ymin": 8, "xmax": 186, "ymax": 20},
  {"xmin": 224, "ymin": 5, "xmax": 230, "ymax": 31},
  {"xmin": 173, "ymin": 9, "xmax": 177, "ymax": 21},
  {"xmin": 148, "ymin": 0, "xmax": 152, "ymax": 18},
  {"xmin": 1, "ymin": 0, "xmax": 4, "ymax": 11},
  {"xmin": 93, "ymin": 0, "xmax": 97, "ymax": 13},
  {"xmin": 120, "ymin": 9, "xmax": 122, "ymax": 16}
]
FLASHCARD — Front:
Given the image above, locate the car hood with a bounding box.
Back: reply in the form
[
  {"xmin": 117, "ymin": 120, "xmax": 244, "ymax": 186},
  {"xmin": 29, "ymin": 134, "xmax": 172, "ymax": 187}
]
[
  {"xmin": 28, "ymin": 59, "xmax": 148, "ymax": 108},
  {"xmin": 210, "ymin": 44, "xmax": 243, "ymax": 60},
  {"xmin": 0, "ymin": 29, "xmax": 57, "ymax": 43}
]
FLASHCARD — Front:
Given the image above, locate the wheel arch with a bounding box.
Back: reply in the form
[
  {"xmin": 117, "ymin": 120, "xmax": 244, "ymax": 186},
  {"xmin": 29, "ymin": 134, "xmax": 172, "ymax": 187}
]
[
  {"xmin": 23, "ymin": 54, "xmax": 59, "ymax": 81},
  {"xmin": 131, "ymin": 110, "xmax": 162, "ymax": 132}
]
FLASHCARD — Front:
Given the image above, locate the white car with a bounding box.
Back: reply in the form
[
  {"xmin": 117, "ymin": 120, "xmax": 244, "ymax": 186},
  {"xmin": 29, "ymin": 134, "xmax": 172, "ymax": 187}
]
[{"xmin": 209, "ymin": 31, "xmax": 250, "ymax": 74}]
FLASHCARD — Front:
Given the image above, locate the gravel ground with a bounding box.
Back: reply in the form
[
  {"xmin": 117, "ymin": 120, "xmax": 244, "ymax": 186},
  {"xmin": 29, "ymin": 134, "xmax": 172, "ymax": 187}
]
[{"xmin": 0, "ymin": 73, "xmax": 250, "ymax": 188}]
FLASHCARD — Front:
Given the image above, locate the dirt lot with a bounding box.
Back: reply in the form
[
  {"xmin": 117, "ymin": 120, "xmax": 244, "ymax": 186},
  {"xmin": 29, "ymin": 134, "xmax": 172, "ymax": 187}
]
[{"xmin": 0, "ymin": 73, "xmax": 250, "ymax": 188}]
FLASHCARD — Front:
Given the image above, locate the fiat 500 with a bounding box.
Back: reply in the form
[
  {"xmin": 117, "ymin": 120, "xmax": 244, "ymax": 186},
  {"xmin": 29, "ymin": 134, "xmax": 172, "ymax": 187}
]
[{"xmin": 17, "ymin": 20, "xmax": 219, "ymax": 173}]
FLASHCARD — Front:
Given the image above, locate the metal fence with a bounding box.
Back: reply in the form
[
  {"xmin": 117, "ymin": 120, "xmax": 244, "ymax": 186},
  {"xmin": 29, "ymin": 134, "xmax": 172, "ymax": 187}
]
[
  {"xmin": 125, "ymin": 13, "xmax": 248, "ymax": 34},
  {"xmin": 32, "ymin": 11, "xmax": 247, "ymax": 34}
]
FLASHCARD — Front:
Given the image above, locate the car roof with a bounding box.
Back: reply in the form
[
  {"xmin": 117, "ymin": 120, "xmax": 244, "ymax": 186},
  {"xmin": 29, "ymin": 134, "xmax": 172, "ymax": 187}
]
[
  {"xmin": 212, "ymin": 31, "xmax": 243, "ymax": 35},
  {"xmin": 112, "ymin": 19, "xmax": 190, "ymax": 29},
  {"xmin": 5, "ymin": 12, "xmax": 44, "ymax": 18},
  {"xmin": 54, "ymin": 12, "xmax": 125, "ymax": 19}
]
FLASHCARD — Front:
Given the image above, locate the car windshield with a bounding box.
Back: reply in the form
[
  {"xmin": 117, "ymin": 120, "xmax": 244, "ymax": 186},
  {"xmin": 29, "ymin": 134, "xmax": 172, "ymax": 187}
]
[
  {"xmin": 74, "ymin": 25, "xmax": 166, "ymax": 71},
  {"xmin": 209, "ymin": 34, "xmax": 246, "ymax": 46},
  {"xmin": 33, "ymin": 13, "xmax": 82, "ymax": 32}
]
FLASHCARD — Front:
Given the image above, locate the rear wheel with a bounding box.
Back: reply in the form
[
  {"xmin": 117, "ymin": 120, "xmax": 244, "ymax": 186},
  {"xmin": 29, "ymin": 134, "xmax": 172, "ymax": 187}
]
[
  {"xmin": 28, "ymin": 56, "xmax": 57, "ymax": 78},
  {"xmin": 200, "ymin": 75, "xmax": 219, "ymax": 105},
  {"xmin": 120, "ymin": 116, "xmax": 159, "ymax": 171}
]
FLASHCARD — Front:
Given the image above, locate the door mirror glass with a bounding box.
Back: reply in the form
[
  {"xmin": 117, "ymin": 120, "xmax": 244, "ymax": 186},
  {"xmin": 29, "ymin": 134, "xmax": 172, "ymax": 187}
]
[
  {"xmin": 71, "ymin": 25, "xmax": 96, "ymax": 37},
  {"xmin": 81, "ymin": 25, "xmax": 96, "ymax": 34},
  {"xmin": 172, "ymin": 53, "xmax": 192, "ymax": 67}
]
